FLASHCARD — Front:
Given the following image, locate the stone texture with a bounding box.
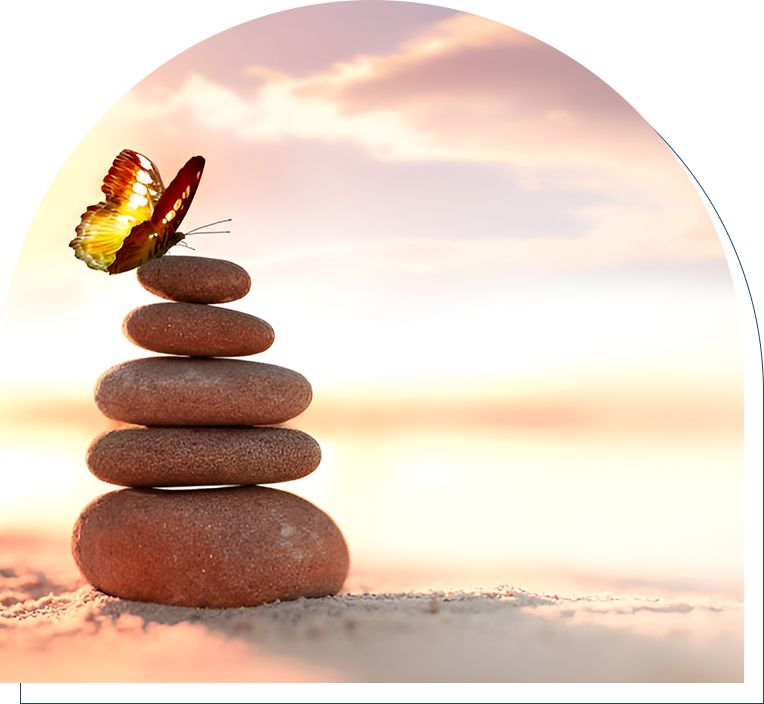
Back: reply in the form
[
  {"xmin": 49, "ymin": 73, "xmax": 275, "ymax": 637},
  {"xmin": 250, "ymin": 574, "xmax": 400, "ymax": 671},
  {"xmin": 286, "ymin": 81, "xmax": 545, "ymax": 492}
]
[
  {"xmin": 95, "ymin": 357, "xmax": 312, "ymax": 426},
  {"xmin": 86, "ymin": 426, "xmax": 322, "ymax": 487},
  {"xmin": 137, "ymin": 256, "xmax": 251, "ymax": 304},
  {"xmin": 122, "ymin": 303, "xmax": 275, "ymax": 357},
  {"xmin": 72, "ymin": 486, "xmax": 350, "ymax": 608}
]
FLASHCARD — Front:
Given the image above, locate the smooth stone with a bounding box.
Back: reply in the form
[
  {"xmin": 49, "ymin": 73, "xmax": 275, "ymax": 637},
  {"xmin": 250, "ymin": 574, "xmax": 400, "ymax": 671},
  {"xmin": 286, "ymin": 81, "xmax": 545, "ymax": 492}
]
[
  {"xmin": 137, "ymin": 256, "xmax": 251, "ymax": 303},
  {"xmin": 95, "ymin": 357, "xmax": 311, "ymax": 426},
  {"xmin": 87, "ymin": 426, "xmax": 321, "ymax": 487},
  {"xmin": 72, "ymin": 486, "xmax": 350, "ymax": 608},
  {"xmin": 123, "ymin": 303, "xmax": 275, "ymax": 357}
]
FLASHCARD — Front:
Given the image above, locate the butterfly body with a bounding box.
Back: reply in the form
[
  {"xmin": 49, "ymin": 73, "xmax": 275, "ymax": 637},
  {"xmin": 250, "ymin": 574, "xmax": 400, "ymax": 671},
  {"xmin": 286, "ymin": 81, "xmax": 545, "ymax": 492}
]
[{"xmin": 70, "ymin": 149, "xmax": 205, "ymax": 275}]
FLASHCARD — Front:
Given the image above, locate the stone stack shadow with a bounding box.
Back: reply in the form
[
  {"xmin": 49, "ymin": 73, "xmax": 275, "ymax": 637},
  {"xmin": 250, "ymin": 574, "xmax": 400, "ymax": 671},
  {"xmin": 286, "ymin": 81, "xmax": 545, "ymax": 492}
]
[{"xmin": 71, "ymin": 256, "xmax": 349, "ymax": 608}]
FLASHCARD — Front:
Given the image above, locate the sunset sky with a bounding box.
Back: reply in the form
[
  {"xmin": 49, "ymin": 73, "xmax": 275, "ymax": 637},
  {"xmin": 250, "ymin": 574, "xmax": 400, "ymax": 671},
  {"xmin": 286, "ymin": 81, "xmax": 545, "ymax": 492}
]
[{"xmin": 0, "ymin": 2, "xmax": 759, "ymax": 603}]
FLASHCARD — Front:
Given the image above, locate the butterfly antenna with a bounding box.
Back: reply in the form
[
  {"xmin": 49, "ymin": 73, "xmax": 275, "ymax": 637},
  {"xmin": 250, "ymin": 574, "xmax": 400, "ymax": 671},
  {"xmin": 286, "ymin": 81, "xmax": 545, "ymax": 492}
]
[{"xmin": 184, "ymin": 218, "xmax": 232, "ymax": 236}]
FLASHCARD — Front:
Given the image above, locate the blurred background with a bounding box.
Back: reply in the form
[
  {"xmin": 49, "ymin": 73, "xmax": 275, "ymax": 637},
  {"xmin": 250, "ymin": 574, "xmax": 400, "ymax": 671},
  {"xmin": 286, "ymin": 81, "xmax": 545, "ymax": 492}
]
[{"xmin": 0, "ymin": 2, "xmax": 744, "ymax": 598}]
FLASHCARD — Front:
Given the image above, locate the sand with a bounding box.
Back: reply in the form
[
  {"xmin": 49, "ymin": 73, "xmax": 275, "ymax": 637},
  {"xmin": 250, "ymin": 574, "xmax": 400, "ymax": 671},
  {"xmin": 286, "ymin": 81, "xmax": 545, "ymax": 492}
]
[{"xmin": 0, "ymin": 533, "xmax": 743, "ymax": 684}]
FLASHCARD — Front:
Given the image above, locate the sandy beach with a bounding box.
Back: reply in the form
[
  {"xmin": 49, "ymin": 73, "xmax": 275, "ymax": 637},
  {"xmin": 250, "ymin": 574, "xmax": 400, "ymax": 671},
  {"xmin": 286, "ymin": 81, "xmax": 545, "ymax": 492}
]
[
  {"xmin": 0, "ymin": 382, "xmax": 746, "ymax": 687},
  {"xmin": 1, "ymin": 532, "xmax": 743, "ymax": 684}
]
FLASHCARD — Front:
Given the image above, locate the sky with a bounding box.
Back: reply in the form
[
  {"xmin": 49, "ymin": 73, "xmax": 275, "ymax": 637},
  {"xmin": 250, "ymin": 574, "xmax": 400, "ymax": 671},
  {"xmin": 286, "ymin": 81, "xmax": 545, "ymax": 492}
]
[{"xmin": 0, "ymin": 1, "xmax": 760, "ymax": 618}]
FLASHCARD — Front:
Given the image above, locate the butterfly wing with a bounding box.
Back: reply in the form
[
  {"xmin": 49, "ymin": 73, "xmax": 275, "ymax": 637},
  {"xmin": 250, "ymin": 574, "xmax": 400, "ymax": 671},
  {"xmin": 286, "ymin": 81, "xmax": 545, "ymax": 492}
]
[
  {"xmin": 69, "ymin": 149, "xmax": 165, "ymax": 272},
  {"xmin": 71, "ymin": 150, "xmax": 205, "ymax": 275},
  {"xmin": 152, "ymin": 155, "xmax": 205, "ymax": 231},
  {"xmin": 107, "ymin": 156, "xmax": 205, "ymax": 274}
]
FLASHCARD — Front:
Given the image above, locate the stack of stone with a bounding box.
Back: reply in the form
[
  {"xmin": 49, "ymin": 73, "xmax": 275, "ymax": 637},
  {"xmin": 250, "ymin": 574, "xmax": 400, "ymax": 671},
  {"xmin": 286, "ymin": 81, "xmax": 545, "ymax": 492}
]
[{"xmin": 72, "ymin": 256, "xmax": 349, "ymax": 609}]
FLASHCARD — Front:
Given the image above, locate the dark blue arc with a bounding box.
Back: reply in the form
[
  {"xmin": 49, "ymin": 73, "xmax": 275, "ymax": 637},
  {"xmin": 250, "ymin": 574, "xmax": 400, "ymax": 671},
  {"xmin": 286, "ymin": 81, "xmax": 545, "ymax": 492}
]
[{"xmin": 653, "ymin": 127, "xmax": 764, "ymax": 345}]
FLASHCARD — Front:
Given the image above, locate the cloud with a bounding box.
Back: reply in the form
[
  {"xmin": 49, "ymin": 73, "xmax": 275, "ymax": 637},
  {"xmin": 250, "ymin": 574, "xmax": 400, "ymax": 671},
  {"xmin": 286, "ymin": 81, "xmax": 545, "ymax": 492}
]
[
  {"xmin": 117, "ymin": 14, "xmax": 659, "ymax": 169},
  {"xmin": 115, "ymin": 13, "xmax": 761, "ymax": 190},
  {"xmin": 86, "ymin": 10, "xmax": 723, "ymax": 269}
]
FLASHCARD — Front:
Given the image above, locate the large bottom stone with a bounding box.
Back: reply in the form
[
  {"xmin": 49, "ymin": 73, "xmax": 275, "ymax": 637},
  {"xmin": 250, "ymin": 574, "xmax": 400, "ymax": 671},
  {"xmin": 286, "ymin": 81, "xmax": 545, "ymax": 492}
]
[{"xmin": 72, "ymin": 486, "xmax": 350, "ymax": 608}]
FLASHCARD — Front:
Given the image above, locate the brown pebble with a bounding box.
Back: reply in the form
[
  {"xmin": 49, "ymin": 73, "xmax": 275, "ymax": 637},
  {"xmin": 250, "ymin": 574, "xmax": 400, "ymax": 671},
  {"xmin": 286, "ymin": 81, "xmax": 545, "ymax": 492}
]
[
  {"xmin": 72, "ymin": 486, "xmax": 350, "ymax": 608},
  {"xmin": 137, "ymin": 256, "xmax": 251, "ymax": 303},
  {"xmin": 95, "ymin": 357, "xmax": 312, "ymax": 426},
  {"xmin": 123, "ymin": 303, "xmax": 274, "ymax": 357},
  {"xmin": 87, "ymin": 426, "xmax": 321, "ymax": 487}
]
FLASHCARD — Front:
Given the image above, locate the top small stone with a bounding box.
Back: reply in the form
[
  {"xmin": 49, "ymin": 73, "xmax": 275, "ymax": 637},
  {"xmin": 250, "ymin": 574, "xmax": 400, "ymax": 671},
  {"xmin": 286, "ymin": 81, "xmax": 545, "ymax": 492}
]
[{"xmin": 137, "ymin": 256, "xmax": 251, "ymax": 303}]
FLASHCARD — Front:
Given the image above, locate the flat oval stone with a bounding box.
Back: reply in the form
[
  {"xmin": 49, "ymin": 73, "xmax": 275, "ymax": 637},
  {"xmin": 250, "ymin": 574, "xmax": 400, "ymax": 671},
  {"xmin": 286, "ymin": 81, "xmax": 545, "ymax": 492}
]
[
  {"xmin": 72, "ymin": 486, "xmax": 350, "ymax": 608},
  {"xmin": 95, "ymin": 357, "xmax": 311, "ymax": 426},
  {"xmin": 137, "ymin": 256, "xmax": 251, "ymax": 303},
  {"xmin": 123, "ymin": 303, "xmax": 275, "ymax": 357},
  {"xmin": 87, "ymin": 426, "xmax": 321, "ymax": 487}
]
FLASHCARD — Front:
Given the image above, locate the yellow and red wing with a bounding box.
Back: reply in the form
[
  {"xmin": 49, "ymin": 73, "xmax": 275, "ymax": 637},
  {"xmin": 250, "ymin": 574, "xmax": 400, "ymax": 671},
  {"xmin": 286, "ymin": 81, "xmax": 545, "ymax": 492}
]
[
  {"xmin": 69, "ymin": 149, "xmax": 166, "ymax": 272},
  {"xmin": 70, "ymin": 150, "xmax": 205, "ymax": 274}
]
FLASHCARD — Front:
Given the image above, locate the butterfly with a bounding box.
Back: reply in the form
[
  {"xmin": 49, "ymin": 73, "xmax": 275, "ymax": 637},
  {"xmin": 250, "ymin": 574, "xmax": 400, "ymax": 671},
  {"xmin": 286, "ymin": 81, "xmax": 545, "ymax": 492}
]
[{"xmin": 69, "ymin": 149, "xmax": 205, "ymax": 274}]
